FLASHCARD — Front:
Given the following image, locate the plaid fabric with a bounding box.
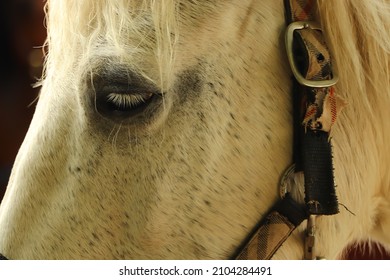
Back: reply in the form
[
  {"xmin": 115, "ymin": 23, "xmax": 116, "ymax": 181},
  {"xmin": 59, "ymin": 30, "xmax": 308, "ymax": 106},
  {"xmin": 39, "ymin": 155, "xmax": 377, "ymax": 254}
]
[
  {"xmin": 235, "ymin": 212, "xmax": 295, "ymax": 260},
  {"xmin": 296, "ymin": 29, "xmax": 332, "ymax": 81},
  {"xmin": 294, "ymin": 29, "xmax": 343, "ymax": 133},
  {"xmin": 302, "ymin": 87, "xmax": 344, "ymax": 132},
  {"xmin": 290, "ymin": 4, "xmax": 342, "ymax": 133},
  {"xmin": 290, "ymin": 0, "xmax": 315, "ymax": 21}
]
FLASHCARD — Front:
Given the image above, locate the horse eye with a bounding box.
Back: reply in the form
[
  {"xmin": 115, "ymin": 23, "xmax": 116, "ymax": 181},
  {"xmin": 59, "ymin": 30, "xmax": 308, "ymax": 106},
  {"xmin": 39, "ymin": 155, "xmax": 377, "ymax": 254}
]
[
  {"xmin": 98, "ymin": 87, "xmax": 159, "ymax": 113},
  {"xmin": 92, "ymin": 70, "xmax": 163, "ymax": 123},
  {"xmin": 106, "ymin": 92, "xmax": 153, "ymax": 111}
]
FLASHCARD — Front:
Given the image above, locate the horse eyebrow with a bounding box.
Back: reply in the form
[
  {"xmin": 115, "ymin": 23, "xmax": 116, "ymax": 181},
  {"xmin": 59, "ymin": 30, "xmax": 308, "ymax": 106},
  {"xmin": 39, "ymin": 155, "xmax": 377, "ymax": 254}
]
[{"xmin": 89, "ymin": 62, "xmax": 159, "ymax": 93}]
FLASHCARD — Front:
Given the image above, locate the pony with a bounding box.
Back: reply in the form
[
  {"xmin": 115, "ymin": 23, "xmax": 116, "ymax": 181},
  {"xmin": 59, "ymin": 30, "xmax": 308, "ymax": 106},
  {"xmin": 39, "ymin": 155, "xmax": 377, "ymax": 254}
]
[{"xmin": 0, "ymin": 0, "xmax": 389, "ymax": 259}]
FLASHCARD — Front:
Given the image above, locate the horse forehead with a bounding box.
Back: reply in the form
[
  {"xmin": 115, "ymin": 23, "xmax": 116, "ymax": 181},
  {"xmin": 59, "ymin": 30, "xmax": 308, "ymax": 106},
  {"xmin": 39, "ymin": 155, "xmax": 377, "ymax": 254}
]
[{"xmin": 51, "ymin": 0, "xmax": 282, "ymax": 83}]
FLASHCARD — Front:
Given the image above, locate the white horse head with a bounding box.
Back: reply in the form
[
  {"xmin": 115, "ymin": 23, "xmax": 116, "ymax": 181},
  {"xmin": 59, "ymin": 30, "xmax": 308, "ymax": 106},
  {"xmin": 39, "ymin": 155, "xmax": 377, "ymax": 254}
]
[{"xmin": 0, "ymin": 0, "xmax": 390, "ymax": 259}]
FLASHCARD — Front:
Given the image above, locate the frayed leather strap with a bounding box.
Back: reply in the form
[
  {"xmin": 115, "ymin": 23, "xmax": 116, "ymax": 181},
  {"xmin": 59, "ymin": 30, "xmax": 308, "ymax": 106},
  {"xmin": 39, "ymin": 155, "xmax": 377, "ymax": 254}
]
[{"xmin": 285, "ymin": 0, "xmax": 340, "ymax": 215}]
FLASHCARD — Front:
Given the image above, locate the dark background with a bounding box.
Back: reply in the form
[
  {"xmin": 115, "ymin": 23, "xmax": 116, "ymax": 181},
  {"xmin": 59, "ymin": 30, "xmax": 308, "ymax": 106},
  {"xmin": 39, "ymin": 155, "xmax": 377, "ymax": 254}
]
[
  {"xmin": 0, "ymin": 0, "xmax": 388, "ymax": 260},
  {"xmin": 0, "ymin": 0, "xmax": 44, "ymax": 194}
]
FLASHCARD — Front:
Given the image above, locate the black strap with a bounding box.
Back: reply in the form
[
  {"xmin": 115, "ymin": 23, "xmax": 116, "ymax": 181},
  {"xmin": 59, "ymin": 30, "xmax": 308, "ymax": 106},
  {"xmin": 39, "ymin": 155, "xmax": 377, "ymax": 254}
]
[
  {"xmin": 285, "ymin": 0, "xmax": 339, "ymax": 215},
  {"xmin": 301, "ymin": 130, "xmax": 338, "ymax": 214},
  {"xmin": 274, "ymin": 193, "xmax": 308, "ymax": 227}
]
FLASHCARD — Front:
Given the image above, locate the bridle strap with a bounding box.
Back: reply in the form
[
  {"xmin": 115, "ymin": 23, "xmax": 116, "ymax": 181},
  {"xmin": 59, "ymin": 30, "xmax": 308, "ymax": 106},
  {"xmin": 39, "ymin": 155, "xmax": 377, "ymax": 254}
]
[
  {"xmin": 234, "ymin": 194, "xmax": 306, "ymax": 260},
  {"xmin": 284, "ymin": 0, "xmax": 316, "ymax": 22},
  {"xmin": 285, "ymin": 0, "xmax": 339, "ymax": 216},
  {"xmin": 234, "ymin": 0, "xmax": 340, "ymax": 260}
]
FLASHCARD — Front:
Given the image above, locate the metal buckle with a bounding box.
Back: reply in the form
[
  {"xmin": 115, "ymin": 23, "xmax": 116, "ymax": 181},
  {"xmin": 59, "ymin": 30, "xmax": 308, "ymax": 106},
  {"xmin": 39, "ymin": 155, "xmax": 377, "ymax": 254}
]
[
  {"xmin": 304, "ymin": 215, "xmax": 327, "ymax": 260},
  {"xmin": 279, "ymin": 164, "xmax": 296, "ymax": 199},
  {"xmin": 285, "ymin": 21, "xmax": 339, "ymax": 88},
  {"xmin": 304, "ymin": 215, "xmax": 317, "ymax": 260}
]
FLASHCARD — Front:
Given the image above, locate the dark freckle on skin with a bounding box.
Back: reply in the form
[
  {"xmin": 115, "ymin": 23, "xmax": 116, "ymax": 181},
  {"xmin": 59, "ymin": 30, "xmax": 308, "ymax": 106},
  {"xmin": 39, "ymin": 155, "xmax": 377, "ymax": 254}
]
[
  {"xmin": 105, "ymin": 229, "xmax": 115, "ymax": 238},
  {"xmin": 197, "ymin": 112, "xmax": 206, "ymax": 122},
  {"xmin": 207, "ymin": 82, "xmax": 215, "ymax": 89},
  {"xmin": 68, "ymin": 166, "xmax": 81, "ymax": 174},
  {"xmin": 204, "ymin": 200, "xmax": 211, "ymax": 206},
  {"xmin": 92, "ymin": 232, "xmax": 100, "ymax": 241}
]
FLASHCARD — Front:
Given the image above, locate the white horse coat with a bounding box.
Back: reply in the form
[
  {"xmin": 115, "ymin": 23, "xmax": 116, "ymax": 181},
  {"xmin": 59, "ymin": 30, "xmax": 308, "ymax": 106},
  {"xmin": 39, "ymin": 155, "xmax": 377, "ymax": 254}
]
[{"xmin": 0, "ymin": 0, "xmax": 390, "ymax": 259}]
